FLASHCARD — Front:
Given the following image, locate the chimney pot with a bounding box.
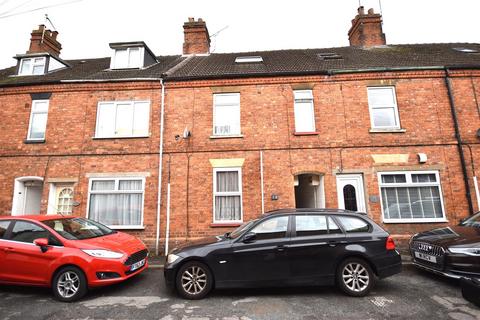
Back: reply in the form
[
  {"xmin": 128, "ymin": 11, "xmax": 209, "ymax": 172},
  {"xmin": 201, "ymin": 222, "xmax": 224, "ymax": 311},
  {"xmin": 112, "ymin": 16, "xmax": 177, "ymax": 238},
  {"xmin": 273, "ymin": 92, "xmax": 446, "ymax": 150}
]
[
  {"xmin": 368, "ymin": 8, "xmax": 374, "ymax": 15},
  {"xmin": 188, "ymin": 17, "xmax": 194, "ymax": 22},
  {"xmin": 358, "ymin": 6, "xmax": 365, "ymax": 15}
]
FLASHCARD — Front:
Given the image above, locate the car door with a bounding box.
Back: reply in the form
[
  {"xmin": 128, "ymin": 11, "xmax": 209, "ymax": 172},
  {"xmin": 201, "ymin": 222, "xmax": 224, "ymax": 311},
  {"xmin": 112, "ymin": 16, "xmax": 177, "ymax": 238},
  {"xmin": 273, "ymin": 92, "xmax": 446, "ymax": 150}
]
[
  {"xmin": 2, "ymin": 220, "xmax": 64, "ymax": 285},
  {"xmin": 0, "ymin": 220, "xmax": 13, "ymax": 281},
  {"xmin": 229, "ymin": 215, "xmax": 291, "ymax": 285},
  {"xmin": 288, "ymin": 215, "xmax": 346, "ymax": 284}
]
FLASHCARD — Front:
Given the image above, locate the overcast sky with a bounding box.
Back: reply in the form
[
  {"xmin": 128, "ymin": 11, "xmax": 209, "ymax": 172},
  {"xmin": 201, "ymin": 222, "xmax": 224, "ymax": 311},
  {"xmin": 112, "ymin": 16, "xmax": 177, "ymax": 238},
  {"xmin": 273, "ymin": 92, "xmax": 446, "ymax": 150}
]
[{"xmin": 0, "ymin": 0, "xmax": 478, "ymax": 68}]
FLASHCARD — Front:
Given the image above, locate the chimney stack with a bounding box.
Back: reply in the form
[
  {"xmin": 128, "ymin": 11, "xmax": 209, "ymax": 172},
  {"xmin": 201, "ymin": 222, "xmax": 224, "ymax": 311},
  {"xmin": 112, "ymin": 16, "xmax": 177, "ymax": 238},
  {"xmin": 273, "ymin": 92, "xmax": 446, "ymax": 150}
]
[
  {"xmin": 183, "ymin": 17, "xmax": 211, "ymax": 55},
  {"xmin": 348, "ymin": 6, "xmax": 386, "ymax": 47},
  {"xmin": 28, "ymin": 24, "xmax": 62, "ymax": 56}
]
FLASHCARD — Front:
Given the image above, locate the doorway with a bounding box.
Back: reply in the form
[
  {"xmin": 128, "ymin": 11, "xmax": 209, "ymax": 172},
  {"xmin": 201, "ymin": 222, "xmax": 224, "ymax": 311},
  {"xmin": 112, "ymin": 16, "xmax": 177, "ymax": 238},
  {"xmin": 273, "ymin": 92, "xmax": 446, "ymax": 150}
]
[
  {"xmin": 336, "ymin": 174, "xmax": 366, "ymax": 212},
  {"xmin": 12, "ymin": 177, "xmax": 43, "ymax": 215},
  {"xmin": 294, "ymin": 174, "xmax": 325, "ymax": 208}
]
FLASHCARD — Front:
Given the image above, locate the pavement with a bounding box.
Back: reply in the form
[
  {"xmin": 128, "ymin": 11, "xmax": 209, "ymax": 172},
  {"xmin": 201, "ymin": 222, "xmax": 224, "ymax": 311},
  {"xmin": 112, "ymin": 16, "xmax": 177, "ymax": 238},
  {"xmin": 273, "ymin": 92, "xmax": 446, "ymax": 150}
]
[{"xmin": 0, "ymin": 262, "xmax": 479, "ymax": 320}]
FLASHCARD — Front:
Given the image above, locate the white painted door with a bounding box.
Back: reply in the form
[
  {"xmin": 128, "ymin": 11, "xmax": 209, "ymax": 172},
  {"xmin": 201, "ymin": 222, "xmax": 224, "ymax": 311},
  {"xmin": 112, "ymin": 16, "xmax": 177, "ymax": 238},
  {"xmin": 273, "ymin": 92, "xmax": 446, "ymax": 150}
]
[{"xmin": 336, "ymin": 174, "xmax": 366, "ymax": 212}]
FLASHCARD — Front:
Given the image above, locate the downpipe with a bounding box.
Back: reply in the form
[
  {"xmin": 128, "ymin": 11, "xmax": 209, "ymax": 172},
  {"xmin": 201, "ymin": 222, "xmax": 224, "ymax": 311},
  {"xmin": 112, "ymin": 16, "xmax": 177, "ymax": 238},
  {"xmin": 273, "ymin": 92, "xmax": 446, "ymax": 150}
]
[{"xmin": 155, "ymin": 78, "xmax": 166, "ymax": 255}]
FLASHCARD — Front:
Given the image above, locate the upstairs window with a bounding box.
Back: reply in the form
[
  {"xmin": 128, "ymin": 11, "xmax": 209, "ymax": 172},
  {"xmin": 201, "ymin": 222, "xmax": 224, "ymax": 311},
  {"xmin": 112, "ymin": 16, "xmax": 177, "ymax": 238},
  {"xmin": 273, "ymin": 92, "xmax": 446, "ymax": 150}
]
[
  {"xmin": 367, "ymin": 87, "xmax": 400, "ymax": 129},
  {"xmin": 27, "ymin": 100, "xmax": 49, "ymax": 141},
  {"xmin": 293, "ymin": 90, "xmax": 316, "ymax": 133},
  {"xmin": 95, "ymin": 101, "xmax": 150, "ymax": 138},
  {"xmin": 213, "ymin": 93, "xmax": 241, "ymax": 136},
  {"xmin": 111, "ymin": 47, "xmax": 143, "ymax": 69},
  {"xmin": 19, "ymin": 57, "xmax": 46, "ymax": 76}
]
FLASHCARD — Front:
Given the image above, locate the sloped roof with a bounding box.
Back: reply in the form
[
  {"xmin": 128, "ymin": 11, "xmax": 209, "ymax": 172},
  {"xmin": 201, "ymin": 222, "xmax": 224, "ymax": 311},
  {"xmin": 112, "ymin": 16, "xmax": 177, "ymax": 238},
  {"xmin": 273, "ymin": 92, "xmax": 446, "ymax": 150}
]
[{"xmin": 0, "ymin": 43, "xmax": 479, "ymax": 87}]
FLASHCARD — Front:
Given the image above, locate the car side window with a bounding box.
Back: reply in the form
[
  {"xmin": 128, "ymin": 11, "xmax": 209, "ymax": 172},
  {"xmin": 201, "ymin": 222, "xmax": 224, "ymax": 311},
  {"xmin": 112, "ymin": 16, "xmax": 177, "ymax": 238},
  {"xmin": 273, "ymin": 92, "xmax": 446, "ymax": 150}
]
[
  {"xmin": 327, "ymin": 217, "xmax": 343, "ymax": 234},
  {"xmin": 0, "ymin": 221, "xmax": 11, "ymax": 239},
  {"xmin": 251, "ymin": 216, "xmax": 289, "ymax": 240},
  {"xmin": 295, "ymin": 215, "xmax": 328, "ymax": 237},
  {"xmin": 337, "ymin": 216, "xmax": 370, "ymax": 233},
  {"xmin": 9, "ymin": 221, "xmax": 49, "ymax": 243}
]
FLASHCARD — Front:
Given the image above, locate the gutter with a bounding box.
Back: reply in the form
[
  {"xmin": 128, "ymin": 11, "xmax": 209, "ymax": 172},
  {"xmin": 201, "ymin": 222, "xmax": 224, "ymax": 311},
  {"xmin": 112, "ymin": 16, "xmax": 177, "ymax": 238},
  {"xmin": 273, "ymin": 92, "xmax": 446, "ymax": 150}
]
[{"xmin": 444, "ymin": 68, "xmax": 475, "ymax": 215}]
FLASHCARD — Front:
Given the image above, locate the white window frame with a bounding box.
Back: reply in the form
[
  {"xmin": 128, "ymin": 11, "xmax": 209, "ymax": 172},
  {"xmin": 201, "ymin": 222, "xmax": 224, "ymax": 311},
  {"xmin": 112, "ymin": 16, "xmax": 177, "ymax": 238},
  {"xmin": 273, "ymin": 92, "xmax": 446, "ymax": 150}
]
[
  {"xmin": 110, "ymin": 47, "xmax": 144, "ymax": 69},
  {"xmin": 367, "ymin": 86, "xmax": 401, "ymax": 130},
  {"xmin": 212, "ymin": 93, "xmax": 241, "ymax": 136},
  {"xmin": 18, "ymin": 57, "xmax": 46, "ymax": 76},
  {"xmin": 293, "ymin": 90, "xmax": 316, "ymax": 133},
  {"xmin": 27, "ymin": 99, "xmax": 49, "ymax": 141},
  {"xmin": 378, "ymin": 170, "xmax": 447, "ymax": 223},
  {"xmin": 86, "ymin": 176, "xmax": 145, "ymax": 229},
  {"xmin": 213, "ymin": 167, "xmax": 243, "ymax": 224},
  {"xmin": 94, "ymin": 100, "xmax": 151, "ymax": 138}
]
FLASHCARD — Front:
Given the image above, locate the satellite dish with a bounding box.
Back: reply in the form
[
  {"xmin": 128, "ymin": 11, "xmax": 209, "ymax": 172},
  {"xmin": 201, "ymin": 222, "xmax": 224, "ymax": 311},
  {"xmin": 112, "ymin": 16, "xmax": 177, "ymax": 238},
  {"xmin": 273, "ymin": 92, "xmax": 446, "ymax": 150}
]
[{"xmin": 183, "ymin": 126, "xmax": 191, "ymax": 139}]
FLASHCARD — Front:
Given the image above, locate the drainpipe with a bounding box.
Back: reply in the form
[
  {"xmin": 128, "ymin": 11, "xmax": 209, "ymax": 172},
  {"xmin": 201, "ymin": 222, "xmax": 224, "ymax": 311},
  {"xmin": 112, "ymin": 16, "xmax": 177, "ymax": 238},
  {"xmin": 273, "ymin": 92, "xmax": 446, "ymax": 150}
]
[
  {"xmin": 444, "ymin": 68, "xmax": 475, "ymax": 215},
  {"xmin": 260, "ymin": 151, "xmax": 265, "ymax": 214},
  {"xmin": 155, "ymin": 78, "xmax": 166, "ymax": 256},
  {"xmin": 164, "ymin": 156, "xmax": 172, "ymax": 256}
]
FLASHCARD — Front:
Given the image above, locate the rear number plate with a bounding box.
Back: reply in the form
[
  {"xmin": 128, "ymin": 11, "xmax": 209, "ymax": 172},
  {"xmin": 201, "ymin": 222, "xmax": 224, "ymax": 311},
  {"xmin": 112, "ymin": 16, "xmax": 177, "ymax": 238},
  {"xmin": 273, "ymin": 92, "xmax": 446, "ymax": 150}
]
[
  {"xmin": 130, "ymin": 259, "xmax": 146, "ymax": 271},
  {"xmin": 414, "ymin": 251, "xmax": 437, "ymax": 263}
]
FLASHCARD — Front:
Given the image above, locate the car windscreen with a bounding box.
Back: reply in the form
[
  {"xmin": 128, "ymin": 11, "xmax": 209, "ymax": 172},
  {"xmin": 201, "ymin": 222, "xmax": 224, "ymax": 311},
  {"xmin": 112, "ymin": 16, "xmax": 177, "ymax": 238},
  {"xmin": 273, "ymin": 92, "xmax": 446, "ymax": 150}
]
[
  {"xmin": 460, "ymin": 212, "xmax": 480, "ymax": 227},
  {"xmin": 229, "ymin": 219, "xmax": 258, "ymax": 239},
  {"xmin": 43, "ymin": 217, "xmax": 115, "ymax": 240}
]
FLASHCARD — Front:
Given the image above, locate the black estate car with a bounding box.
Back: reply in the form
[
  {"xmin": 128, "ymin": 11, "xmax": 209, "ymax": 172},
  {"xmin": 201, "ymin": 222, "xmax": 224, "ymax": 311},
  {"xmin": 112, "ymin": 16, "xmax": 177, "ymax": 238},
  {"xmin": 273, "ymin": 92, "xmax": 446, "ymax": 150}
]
[
  {"xmin": 410, "ymin": 211, "xmax": 480, "ymax": 279},
  {"xmin": 164, "ymin": 209, "xmax": 402, "ymax": 299}
]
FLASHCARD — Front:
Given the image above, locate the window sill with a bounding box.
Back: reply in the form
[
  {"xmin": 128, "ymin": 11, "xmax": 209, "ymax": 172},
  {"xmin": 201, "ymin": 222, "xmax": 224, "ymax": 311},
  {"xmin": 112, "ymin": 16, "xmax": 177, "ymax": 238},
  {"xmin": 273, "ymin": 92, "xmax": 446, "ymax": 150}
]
[
  {"xmin": 209, "ymin": 134, "xmax": 244, "ymax": 139},
  {"xmin": 210, "ymin": 223, "xmax": 242, "ymax": 228},
  {"xmin": 383, "ymin": 219, "xmax": 448, "ymax": 224},
  {"xmin": 293, "ymin": 132, "xmax": 320, "ymax": 136},
  {"xmin": 93, "ymin": 135, "xmax": 150, "ymax": 140},
  {"xmin": 24, "ymin": 139, "xmax": 45, "ymax": 144},
  {"xmin": 108, "ymin": 225, "xmax": 145, "ymax": 230},
  {"xmin": 369, "ymin": 128, "xmax": 406, "ymax": 134}
]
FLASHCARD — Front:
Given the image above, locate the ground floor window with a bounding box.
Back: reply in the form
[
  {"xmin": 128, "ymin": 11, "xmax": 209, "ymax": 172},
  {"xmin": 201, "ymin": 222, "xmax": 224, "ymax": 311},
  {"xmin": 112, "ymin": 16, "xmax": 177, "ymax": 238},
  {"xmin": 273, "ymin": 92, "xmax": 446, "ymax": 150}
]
[
  {"xmin": 378, "ymin": 171, "xmax": 446, "ymax": 223},
  {"xmin": 88, "ymin": 177, "xmax": 144, "ymax": 228},
  {"xmin": 213, "ymin": 168, "xmax": 242, "ymax": 223}
]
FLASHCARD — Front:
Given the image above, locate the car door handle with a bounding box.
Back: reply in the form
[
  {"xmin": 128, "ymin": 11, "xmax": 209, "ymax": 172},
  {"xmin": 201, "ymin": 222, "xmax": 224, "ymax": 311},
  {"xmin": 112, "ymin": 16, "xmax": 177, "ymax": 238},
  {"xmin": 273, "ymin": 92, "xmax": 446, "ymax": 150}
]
[
  {"xmin": 276, "ymin": 245, "xmax": 287, "ymax": 252},
  {"xmin": 328, "ymin": 241, "xmax": 338, "ymax": 247},
  {"xmin": 3, "ymin": 247, "xmax": 15, "ymax": 252}
]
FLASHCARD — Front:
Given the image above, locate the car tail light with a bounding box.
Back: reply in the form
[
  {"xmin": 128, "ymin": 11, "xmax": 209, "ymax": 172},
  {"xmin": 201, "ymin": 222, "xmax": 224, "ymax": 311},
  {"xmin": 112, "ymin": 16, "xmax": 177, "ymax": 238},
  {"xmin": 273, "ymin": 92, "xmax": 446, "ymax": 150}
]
[{"xmin": 386, "ymin": 236, "xmax": 396, "ymax": 250}]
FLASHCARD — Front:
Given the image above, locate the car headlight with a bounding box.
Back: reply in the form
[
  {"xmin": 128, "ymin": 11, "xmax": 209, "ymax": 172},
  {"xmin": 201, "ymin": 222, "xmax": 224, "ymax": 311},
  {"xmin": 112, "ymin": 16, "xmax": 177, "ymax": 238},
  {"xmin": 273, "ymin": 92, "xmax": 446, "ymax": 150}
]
[
  {"xmin": 167, "ymin": 253, "xmax": 181, "ymax": 264},
  {"xmin": 82, "ymin": 249, "xmax": 124, "ymax": 259},
  {"xmin": 448, "ymin": 247, "xmax": 480, "ymax": 256}
]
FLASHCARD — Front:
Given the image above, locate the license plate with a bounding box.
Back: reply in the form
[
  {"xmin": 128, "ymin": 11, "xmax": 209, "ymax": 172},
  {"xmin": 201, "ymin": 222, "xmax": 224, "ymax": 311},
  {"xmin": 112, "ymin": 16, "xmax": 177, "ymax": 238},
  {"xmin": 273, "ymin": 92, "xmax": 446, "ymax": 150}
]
[
  {"xmin": 414, "ymin": 251, "xmax": 437, "ymax": 263},
  {"xmin": 130, "ymin": 259, "xmax": 146, "ymax": 271}
]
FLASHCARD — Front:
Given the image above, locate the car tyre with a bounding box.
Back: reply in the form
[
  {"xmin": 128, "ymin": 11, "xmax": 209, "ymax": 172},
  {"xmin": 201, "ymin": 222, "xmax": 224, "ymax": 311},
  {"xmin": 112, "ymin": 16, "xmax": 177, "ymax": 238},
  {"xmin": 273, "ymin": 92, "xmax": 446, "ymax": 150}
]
[
  {"xmin": 336, "ymin": 258, "xmax": 375, "ymax": 297},
  {"xmin": 52, "ymin": 266, "xmax": 88, "ymax": 302},
  {"xmin": 176, "ymin": 261, "xmax": 213, "ymax": 300}
]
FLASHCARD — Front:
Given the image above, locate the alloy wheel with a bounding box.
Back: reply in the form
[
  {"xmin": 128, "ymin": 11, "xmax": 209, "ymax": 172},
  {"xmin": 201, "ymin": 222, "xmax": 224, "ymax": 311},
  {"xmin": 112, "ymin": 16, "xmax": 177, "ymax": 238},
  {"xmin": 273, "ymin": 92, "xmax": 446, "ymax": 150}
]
[
  {"xmin": 342, "ymin": 262, "xmax": 370, "ymax": 292},
  {"xmin": 181, "ymin": 266, "xmax": 207, "ymax": 295},
  {"xmin": 57, "ymin": 271, "xmax": 80, "ymax": 299}
]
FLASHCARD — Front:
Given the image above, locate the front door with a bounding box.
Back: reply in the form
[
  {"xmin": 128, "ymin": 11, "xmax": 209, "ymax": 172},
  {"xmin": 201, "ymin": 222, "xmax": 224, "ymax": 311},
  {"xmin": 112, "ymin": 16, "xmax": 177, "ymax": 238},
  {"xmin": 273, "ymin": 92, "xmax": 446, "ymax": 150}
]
[
  {"xmin": 336, "ymin": 174, "xmax": 366, "ymax": 212},
  {"xmin": 229, "ymin": 215, "xmax": 291, "ymax": 284}
]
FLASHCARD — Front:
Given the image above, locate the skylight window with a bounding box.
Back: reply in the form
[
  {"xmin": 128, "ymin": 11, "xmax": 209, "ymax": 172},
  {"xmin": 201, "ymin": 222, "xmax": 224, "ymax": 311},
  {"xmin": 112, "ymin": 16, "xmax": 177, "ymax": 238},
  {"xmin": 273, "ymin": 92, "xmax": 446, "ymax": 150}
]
[
  {"xmin": 317, "ymin": 53, "xmax": 343, "ymax": 60},
  {"xmin": 235, "ymin": 56, "xmax": 263, "ymax": 63},
  {"xmin": 453, "ymin": 47, "xmax": 479, "ymax": 53}
]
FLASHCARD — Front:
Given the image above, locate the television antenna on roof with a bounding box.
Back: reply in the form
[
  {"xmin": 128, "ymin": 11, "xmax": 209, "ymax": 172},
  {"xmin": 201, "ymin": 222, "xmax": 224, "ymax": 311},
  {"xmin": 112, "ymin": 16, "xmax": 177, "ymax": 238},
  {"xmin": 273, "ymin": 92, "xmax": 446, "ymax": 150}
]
[{"xmin": 45, "ymin": 13, "xmax": 57, "ymax": 31}]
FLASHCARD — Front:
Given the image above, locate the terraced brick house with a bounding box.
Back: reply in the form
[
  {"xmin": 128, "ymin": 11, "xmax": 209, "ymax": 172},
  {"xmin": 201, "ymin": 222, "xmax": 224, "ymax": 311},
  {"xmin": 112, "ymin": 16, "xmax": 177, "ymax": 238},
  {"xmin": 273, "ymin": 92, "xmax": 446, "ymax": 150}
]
[{"xmin": 1, "ymin": 7, "xmax": 480, "ymax": 254}]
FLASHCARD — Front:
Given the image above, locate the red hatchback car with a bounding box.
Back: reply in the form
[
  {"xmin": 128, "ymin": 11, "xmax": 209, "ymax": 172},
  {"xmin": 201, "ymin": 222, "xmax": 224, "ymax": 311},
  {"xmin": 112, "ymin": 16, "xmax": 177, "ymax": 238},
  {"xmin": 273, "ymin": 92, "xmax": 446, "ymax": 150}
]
[{"xmin": 0, "ymin": 215, "xmax": 148, "ymax": 301}]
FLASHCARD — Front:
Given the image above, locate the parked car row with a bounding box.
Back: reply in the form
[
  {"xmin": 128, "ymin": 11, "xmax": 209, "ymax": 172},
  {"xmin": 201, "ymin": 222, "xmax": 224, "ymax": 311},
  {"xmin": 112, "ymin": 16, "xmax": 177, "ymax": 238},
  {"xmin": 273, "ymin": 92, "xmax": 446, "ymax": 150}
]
[{"xmin": 0, "ymin": 209, "xmax": 478, "ymax": 304}]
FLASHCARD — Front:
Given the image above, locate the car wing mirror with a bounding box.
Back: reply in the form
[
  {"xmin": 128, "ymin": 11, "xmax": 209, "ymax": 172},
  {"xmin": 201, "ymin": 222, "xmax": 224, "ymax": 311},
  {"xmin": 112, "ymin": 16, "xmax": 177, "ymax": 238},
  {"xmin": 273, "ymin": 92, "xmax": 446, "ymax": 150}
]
[
  {"xmin": 242, "ymin": 232, "xmax": 257, "ymax": 243},
  {"xmin": 33, "ymin": 238, "xmax": 49, "ymax": 253}
]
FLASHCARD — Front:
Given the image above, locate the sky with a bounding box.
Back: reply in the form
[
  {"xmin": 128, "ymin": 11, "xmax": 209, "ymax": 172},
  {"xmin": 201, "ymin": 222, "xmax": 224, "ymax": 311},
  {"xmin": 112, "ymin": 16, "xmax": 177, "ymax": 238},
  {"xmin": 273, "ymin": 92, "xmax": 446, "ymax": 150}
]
[{"xmin": 0, "ymin": 0, "xmax": 478, "ymax": 68}]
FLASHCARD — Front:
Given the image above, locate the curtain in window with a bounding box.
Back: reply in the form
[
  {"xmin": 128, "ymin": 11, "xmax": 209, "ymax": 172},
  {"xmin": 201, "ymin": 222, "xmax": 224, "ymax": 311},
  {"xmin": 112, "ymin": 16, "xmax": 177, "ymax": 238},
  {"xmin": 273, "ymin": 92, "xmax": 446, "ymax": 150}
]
[
  {"xmin": 381, "ymin": 186, "xmax": 443, "ymax": 219},
  {"xmin": 89, "ymin": 194, "xmax": 142, "ymax": 226},
  {"xmin": 216, "ymin": 171, "xmax": 239, "ymax": 192},
  {"xmin": 215, "ymin": 196, "xmax": 241, "ymax": 221}
]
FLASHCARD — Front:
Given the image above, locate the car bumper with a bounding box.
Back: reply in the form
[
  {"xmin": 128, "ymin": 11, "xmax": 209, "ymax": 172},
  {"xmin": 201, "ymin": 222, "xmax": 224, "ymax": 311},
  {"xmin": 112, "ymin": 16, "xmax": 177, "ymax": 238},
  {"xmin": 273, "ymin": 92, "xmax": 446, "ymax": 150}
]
[
  {"xmin": 372, "ymin": 250, "xmax": 402, "ymax": 279},
  {"xmin": 164, "ymin": 262, "xmax": 177, "ymax": 289},
  {"xmin": 87, "ymin": 258, "xmax": 149, "ymax": 287}
]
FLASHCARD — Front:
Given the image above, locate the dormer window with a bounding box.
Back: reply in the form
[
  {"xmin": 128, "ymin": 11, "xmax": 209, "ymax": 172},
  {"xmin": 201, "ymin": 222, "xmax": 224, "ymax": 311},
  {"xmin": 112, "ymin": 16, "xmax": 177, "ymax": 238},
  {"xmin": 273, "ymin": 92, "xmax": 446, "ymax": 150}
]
[
  {"xmin": 111, "ymin": 47, "xmax": 143, "ymax": 69},
  {"xmin": 19, "ymin": 57, "xmax": 46, "ymax": 75},
  {"xmin": 109, "ymin": 42, "xmax": 158, "ymax": 70}
]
